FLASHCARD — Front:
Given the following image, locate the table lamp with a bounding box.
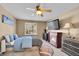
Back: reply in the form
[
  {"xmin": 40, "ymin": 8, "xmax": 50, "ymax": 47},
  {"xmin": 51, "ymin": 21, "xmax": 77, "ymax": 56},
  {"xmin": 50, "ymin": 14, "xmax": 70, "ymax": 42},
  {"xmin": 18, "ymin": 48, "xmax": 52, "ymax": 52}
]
[{"xmin": 63, "ymin": 23, "xmax": 72, "ymax": 37}]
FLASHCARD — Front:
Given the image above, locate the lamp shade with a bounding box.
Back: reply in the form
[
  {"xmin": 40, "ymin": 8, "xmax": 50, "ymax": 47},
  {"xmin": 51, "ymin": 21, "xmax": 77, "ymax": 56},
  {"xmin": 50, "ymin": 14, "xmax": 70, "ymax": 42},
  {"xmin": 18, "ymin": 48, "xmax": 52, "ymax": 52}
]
[
  {"xmin": 36, "ymin": 10, "xmax": 42, "ymax": 15},
  {"xmin": 63, "ymin": 23, "xmax": 71, "ymax": 29}
]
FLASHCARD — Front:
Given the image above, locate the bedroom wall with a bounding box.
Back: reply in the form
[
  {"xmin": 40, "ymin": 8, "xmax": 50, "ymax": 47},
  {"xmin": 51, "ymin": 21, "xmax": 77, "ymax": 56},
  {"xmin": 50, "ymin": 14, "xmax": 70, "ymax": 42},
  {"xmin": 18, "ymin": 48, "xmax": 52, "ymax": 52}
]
[
  {"xmin": 16, "ymin": 20, "xmax": 47, "ymax": 38},
  {"xmin": 0, "ymin": 5, "xmax": 16, "ymax": 40},
  {"xmin": 59, "ymin": 7, "xmax": 79, "ymax": 41}
]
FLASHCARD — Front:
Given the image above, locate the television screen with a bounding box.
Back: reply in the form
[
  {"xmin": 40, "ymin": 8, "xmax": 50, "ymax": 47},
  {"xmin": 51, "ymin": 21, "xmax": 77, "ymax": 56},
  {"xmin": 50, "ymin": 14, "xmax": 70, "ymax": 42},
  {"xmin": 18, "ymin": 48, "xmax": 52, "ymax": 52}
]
[{"xmin": 48, "ymin": 19, "xmax": 60, "ymax": 30}]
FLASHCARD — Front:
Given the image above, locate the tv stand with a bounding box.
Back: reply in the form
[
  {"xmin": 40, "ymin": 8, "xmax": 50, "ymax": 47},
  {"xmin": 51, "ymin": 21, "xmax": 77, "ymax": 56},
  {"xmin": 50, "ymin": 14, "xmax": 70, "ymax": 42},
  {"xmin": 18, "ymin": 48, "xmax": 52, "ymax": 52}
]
[{"xmin": 48, "ymin": 30, "xmax": 62, "ymax": 48}]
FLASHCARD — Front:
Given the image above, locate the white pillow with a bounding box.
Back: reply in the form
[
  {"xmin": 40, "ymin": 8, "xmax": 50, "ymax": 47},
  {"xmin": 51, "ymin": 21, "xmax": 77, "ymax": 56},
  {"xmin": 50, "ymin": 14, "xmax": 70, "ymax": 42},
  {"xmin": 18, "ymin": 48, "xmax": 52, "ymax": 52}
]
[
  {"xmin": 10, "ymin": 41, "xmax": 15, "ymax": 45},
  {"xmin": 4, "ymin": 35, "xmax": 10, "ymax": 43}
]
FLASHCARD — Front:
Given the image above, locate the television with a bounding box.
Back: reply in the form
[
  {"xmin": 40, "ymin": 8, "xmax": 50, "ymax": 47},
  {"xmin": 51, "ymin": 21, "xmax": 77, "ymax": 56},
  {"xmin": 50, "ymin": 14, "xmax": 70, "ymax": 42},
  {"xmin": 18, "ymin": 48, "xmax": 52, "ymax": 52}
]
[{"xmin": 48, "ymin": 19, "xmax": 60, "ymax": 30}]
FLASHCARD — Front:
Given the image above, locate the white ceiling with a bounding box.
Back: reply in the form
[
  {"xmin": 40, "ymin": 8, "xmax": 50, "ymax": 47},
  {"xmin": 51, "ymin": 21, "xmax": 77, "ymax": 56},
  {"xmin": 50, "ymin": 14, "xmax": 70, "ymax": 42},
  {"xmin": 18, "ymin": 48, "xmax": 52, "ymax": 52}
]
[{"xmin": 1, "ymin": 3, "xmax": 79, "ymax": 21}]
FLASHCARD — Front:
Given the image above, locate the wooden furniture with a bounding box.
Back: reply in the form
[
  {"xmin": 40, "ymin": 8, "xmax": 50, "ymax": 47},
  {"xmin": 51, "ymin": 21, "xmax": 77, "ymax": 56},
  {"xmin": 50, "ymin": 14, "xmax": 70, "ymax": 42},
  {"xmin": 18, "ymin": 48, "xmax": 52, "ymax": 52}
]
[
  {"xmin": 48, "ymin": 31, "xmax": 62, "ymax": 48},
  {"xmin": 62, "ymin": 37, "xmax": 79, "ymax": 56}
]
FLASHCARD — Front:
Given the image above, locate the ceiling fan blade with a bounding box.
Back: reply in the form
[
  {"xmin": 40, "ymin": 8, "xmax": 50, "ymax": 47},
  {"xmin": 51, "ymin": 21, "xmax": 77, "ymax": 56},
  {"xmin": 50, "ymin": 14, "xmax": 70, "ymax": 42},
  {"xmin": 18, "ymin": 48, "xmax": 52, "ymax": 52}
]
[
  {"xmin": 26, "ymin": 8, "xmax": 35, "ymax": 11},
  {"xmin": 46, "ymin": 10, "xmax": 52, "ymax": 12},
  {"xmin": 41, "ymin": 9, "xmax": 52, "ymax": 12}
]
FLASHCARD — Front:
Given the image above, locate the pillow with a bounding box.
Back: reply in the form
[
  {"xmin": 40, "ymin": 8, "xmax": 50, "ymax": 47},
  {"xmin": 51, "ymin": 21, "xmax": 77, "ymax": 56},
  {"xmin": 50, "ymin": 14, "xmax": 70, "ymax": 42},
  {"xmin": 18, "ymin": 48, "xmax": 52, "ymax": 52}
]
[
  {"xmin": 4, "ymin": 35, "xmax": 11, "ymax": 43},
  {"xmin": 9, "ymin": 35, "xmax": 14, "ymax": 42},
  {"xmin": 13, "ymin": 34, "xmax": 18, "ymax": 40},
  {"xmin": 10, "ymin": 41, "xmax": 15, "ymax": 45}
]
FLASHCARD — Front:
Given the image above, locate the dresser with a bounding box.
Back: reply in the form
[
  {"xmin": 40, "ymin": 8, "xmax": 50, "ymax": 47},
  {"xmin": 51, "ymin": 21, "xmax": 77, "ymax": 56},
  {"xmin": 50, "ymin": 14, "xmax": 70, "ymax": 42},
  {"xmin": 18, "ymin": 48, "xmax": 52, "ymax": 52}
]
[{"xmin": 62, "ymin": 37, "xmax": 79, "ymax": 56}]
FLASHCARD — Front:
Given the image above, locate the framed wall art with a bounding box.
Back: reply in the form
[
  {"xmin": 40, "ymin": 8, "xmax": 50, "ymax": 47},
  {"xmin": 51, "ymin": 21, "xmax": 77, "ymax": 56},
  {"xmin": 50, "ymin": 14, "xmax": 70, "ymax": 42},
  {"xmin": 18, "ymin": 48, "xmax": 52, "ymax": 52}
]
[
  {"xmin": 25, "ymin": 22, "xmax": 37, "ymax": 35},
  {"xmin": 2, "ymin": 15, "xmax": 14, "ymax": 25}
]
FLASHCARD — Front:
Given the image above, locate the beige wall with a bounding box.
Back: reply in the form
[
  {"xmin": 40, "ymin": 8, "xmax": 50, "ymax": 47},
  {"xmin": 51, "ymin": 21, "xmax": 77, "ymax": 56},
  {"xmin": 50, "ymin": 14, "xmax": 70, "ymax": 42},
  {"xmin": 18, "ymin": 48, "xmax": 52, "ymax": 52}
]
[
  {"xmin": 16, "ymin": 20, "xmax": 47, "ymax": 38},
  {"xmin": 59, "ymin": 7, "xmax": 79, "ymax": 41},
  {"xmin": 0, "ymin": 5, "xmax": 16, "ymax": 40}
]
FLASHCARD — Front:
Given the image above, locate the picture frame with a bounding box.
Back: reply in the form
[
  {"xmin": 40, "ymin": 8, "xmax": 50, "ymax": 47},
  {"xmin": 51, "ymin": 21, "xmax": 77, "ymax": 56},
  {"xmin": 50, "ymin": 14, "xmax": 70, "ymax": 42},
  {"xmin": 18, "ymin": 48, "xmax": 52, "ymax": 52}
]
[
  {"xmin": 2, "ymin": 15, "xmax": 14, "ymax": 25},
  {"xmin": 25, "ymin": 22, "xmax": 37, "ymax": 35}
]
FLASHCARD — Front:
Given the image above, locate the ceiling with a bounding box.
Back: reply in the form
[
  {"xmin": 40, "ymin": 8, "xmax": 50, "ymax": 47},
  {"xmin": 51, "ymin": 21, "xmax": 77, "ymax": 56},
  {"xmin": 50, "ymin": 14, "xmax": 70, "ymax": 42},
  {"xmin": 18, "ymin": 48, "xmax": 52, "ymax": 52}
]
[{"xmin": 1, "ymin": 3, "xmax": 79, "ymax": 21}]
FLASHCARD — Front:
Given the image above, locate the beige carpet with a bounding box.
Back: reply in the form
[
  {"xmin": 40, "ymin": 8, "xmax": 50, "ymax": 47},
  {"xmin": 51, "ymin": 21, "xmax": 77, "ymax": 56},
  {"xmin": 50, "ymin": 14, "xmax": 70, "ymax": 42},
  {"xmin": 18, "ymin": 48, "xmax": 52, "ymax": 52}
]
[
  {"xmin": 2, "ymin": 40, "xmax": 67, "ymax": 56},
  {"xmin": 3, "ymin": 46, "xmax": 40, "ymax": 56}
]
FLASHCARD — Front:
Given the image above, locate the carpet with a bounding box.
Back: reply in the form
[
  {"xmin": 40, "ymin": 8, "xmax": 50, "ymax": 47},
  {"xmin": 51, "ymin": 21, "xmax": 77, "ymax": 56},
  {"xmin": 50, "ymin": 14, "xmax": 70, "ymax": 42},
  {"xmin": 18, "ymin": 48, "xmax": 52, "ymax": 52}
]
[{"xmin": 2, "ymin": 46, "xmax": 40, "ymax": 56}]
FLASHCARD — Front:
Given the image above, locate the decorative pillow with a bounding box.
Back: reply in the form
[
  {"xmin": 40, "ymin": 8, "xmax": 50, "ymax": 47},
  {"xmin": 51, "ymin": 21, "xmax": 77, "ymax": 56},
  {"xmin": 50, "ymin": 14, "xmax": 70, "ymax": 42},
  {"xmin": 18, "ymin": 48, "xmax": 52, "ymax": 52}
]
[
  {"xmin": 10, "ymin": 40, "xmax": 15, "ymax": 45},
  {"xmin": 4, "ymin": 35, "xmax": 11, "ymax": 43},
  {"xmin": 9, "ymin": 35, "xmax": 14, "ymax": 42},
  {"xmin": 13, "ymin": 34, "xmax": 18, "ymax": 40}
]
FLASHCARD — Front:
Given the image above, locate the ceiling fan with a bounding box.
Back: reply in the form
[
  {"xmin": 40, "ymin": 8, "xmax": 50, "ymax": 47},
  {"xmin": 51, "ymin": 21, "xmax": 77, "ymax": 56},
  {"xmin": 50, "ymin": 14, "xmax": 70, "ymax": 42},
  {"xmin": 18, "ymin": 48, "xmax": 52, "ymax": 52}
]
[{"xmin": 26, "ymin": 4, "xmax": 52, "ymax": 17}]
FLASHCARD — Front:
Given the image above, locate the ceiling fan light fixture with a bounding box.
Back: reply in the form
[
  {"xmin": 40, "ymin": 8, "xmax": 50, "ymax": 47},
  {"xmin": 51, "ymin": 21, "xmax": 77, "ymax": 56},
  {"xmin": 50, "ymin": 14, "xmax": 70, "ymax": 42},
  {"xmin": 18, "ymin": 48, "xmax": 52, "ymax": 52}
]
[{"xmin": 36, "ymin": 10, "xmax": 42, "ymax": 15}]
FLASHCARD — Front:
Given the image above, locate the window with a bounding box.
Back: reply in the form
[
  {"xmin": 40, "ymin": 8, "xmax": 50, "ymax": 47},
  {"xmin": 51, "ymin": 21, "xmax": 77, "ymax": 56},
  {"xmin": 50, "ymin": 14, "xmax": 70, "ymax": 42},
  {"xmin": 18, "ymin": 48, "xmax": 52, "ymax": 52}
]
[{"xmin": 25, "ymin": 23, "xmax": 37, "ymax": 35}]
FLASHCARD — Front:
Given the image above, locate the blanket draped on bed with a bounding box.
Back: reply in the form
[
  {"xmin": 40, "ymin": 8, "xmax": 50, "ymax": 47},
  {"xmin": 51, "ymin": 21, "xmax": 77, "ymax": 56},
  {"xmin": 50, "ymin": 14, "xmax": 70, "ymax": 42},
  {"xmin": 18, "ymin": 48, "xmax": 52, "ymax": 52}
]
[{"xmin": 14, "ymin": 36, "xmax": 32, "ymax": 51}]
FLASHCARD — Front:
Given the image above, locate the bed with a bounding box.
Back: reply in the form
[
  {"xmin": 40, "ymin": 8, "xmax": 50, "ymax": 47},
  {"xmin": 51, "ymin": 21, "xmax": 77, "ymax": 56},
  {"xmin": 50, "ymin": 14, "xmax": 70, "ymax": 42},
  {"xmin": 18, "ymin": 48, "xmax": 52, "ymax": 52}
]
[{"xmin": 3, "ymin": 34, "xmax": 53, "ymax": 56}]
